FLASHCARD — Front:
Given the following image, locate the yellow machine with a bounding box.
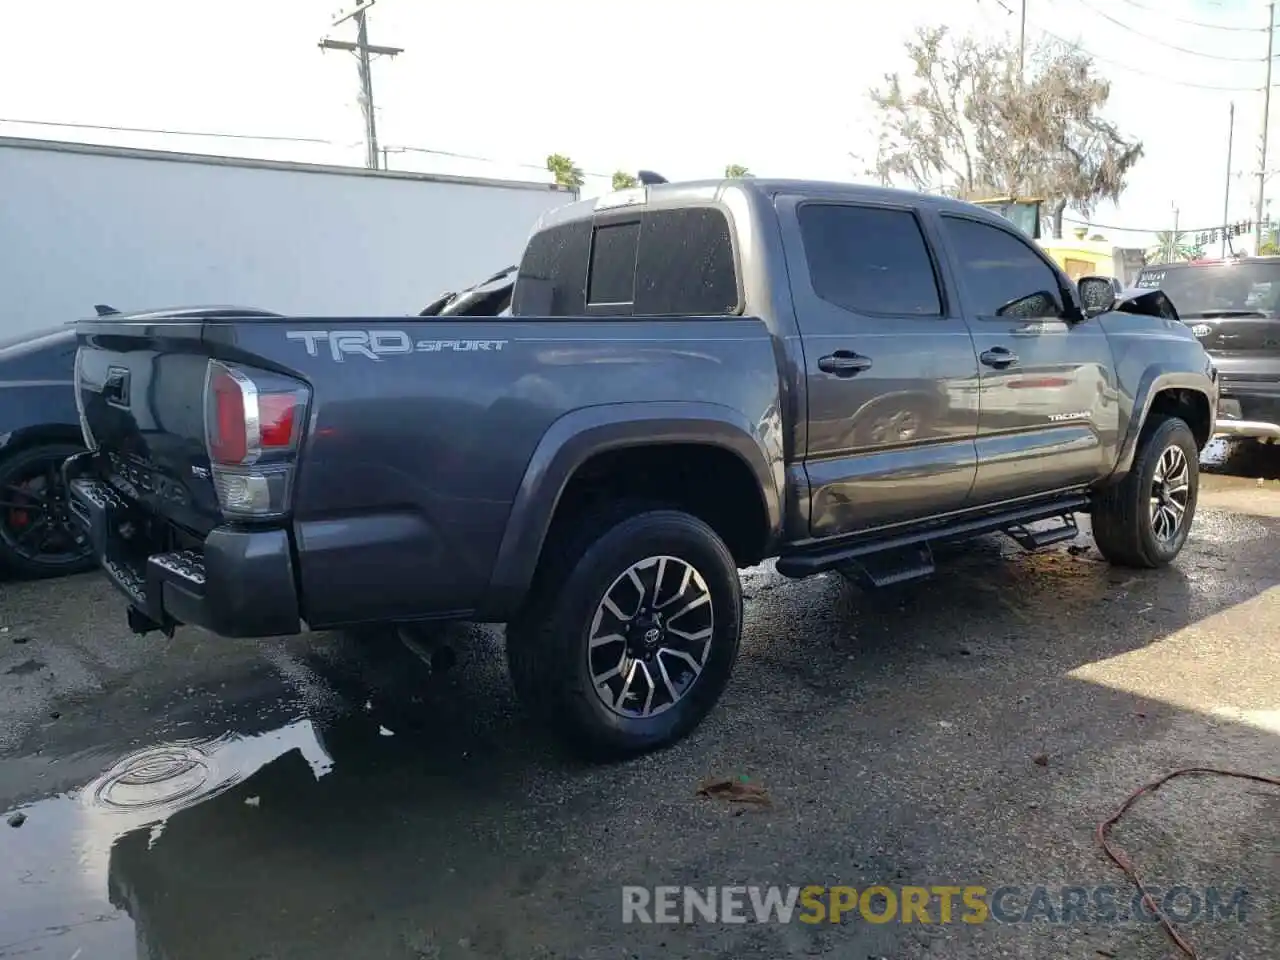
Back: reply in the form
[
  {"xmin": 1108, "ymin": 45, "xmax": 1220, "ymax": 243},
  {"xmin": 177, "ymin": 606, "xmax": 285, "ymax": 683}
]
[
  {"xmin": 1038, "ymin": 233, "xmax": 1118, "ymax": 281},
  {"xmin": 970, "ymin": 196, "xmax": 1043, "ymax": 240}
]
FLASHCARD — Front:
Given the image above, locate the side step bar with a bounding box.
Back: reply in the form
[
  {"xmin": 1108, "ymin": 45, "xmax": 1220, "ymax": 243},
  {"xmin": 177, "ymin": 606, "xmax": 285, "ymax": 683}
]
[
  {"xmin": 838, "ymin": 543, "xmax": 936, "ymax": 589},
  {"xmin": 776, "ymin": 494, "xmax": 1090, "ymax": 579}
]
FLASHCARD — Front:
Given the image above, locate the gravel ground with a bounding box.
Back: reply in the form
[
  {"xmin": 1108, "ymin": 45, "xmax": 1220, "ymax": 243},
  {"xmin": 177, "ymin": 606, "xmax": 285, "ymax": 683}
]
[{"xmin": 0, "ymin": 447, "xmax": 1277, "ymax": 960}]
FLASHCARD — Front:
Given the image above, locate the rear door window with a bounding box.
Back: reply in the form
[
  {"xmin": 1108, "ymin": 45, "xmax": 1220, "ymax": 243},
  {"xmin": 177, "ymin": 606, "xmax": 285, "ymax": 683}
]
[{"xmin": 797, "ymin": 203, "xmax": 943, "ymax": 316}]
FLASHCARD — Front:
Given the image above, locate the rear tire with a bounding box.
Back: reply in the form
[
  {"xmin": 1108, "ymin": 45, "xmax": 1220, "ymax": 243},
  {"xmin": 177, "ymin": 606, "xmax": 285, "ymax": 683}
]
[
  {"xmin": 506, "ymin": 503, "xmax": 742, "ymax": 761},
  {"xmin": 1091, "ymin": 415, "xmax": 1199, "ymax": 569},
  {"xmin": 0, "ymin": 442, "xmax": 95, "ymax": 580}
]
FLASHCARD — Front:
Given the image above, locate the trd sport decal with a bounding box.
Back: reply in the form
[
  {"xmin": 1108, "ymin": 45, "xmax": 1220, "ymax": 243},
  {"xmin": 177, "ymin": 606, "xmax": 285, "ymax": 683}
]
[{"xmin": 286, "ymin": 330, "xmax": 508, "ymax": 361}]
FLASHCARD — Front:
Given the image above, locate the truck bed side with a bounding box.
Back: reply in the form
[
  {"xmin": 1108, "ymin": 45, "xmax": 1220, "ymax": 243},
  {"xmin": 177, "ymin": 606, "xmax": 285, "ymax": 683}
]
[{"xmin": 74, "ymin": 315, "xmax": 784, "ymax": 630}]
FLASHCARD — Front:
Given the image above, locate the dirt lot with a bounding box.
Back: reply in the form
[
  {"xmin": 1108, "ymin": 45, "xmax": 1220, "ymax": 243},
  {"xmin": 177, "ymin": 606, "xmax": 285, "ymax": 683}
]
[{"xmin": 1, "ymin": 446, "xmax": 1277, "ymax": 960}]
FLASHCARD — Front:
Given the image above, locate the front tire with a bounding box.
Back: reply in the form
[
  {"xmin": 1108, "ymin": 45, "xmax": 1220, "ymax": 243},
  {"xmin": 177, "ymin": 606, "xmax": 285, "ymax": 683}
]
[
  {"xmin": 506, "ymin": 504, "xmax": 742, "ymax": 761},
  {"xmin": 1091, "ymin": 415, "xmax": 1199, "ymax": 568}
]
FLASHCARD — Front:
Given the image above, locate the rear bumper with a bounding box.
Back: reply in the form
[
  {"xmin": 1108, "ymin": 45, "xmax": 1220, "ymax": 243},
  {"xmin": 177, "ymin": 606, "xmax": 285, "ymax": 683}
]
[{"xmin": 64, "ymin": 453, "xmax": 302, "ymax": 638}]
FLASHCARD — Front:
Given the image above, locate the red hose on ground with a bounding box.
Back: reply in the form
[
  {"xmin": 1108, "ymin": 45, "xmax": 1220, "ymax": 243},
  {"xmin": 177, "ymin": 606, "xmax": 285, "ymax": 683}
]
[{"xmin": 1096, "ymin": 766, "xmax": 1280, "ymax": 959}]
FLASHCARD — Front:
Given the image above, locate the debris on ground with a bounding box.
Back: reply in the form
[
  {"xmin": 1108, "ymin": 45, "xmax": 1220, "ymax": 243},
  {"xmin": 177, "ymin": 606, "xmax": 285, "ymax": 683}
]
[
  {"xmin": 7, "ymin": 812, "xmax": 27, "ymax": 828},
  {"xmin": 696, "ymin": 775, "xmax": 772, "ymax": 807},
  {"xmin": 1032, "ymin": 753, "xmax": 1049, "ymax": 766}
]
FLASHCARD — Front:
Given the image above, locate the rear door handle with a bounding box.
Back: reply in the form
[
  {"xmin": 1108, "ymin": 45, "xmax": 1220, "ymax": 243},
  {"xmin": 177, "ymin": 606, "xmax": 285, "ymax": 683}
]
[
  {"xmin": 818, "ymin": 351, "xmax": 872, "ymax": 376},
  {"xmin": 980, "ymin": 347, "xmax": 1018, "ymax": 368}
]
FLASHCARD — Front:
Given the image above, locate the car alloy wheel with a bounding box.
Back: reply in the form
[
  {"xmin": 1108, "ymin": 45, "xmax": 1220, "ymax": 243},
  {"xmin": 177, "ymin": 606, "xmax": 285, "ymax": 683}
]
[
  {"xmin": 586, "ymin": 555, "xmax": 714, "ymax": 719},
  {"xmin": 1149, "ymin": 444, "xmax": 1191, "ymax": 542}
]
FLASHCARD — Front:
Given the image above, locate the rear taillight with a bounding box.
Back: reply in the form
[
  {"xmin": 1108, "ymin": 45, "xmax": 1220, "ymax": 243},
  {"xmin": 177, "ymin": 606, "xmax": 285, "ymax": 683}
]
[{"xmin": 203, "ymin": 360, "xmax": 309, "ymax": 520}]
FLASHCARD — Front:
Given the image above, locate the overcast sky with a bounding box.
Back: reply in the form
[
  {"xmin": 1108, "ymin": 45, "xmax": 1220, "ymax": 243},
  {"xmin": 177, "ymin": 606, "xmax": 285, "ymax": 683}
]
[{"xmin": 1, "ymin": 0, "xmax": 1274, "ymax": 250}]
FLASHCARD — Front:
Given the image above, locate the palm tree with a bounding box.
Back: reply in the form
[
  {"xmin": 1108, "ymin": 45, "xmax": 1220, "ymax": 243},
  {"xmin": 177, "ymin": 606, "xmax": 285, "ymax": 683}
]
[
  {"xmin": 612, "ymin": 170, "xmax": 639, "ymax": 190},
  {"xmin": 546, "ymin": 154, "xmax": 584, "ymax": 189},
  {"xmin": 1147, "ymin": 231, "xmax": 1198, "ymax": 264},
  {"xmin": 724, "ymin": 163, "xmax": 752, "ymax": 178}
]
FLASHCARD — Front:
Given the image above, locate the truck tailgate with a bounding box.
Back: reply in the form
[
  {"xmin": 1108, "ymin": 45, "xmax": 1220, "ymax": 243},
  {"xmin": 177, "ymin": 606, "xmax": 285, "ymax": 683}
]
[
  {"xmin": 68, "ymin": 310, "xmax": 309, "ymax": 637},
  {"xmin": 75, "ymin": 320, "xmax": 225, "ymax": 535}
]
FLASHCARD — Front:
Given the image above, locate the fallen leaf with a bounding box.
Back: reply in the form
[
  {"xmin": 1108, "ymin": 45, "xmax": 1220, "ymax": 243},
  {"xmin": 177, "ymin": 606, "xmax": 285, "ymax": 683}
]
[{"xmin": 697, "ymin": 776, "xmax": 772, "ymax": 807}]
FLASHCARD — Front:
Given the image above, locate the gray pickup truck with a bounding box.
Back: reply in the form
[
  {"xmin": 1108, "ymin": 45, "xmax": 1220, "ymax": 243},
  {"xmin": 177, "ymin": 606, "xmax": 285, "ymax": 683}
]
[{"xmin": 66, "ymin": 178, "xmax": 1218, "ymax": 758}]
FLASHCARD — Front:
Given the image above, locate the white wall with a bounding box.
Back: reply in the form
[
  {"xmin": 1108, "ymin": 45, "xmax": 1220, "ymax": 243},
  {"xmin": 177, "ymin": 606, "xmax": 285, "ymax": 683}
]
[{"xmin": 0, "ymin": 140, "xmax": 575, "ymax": 336}]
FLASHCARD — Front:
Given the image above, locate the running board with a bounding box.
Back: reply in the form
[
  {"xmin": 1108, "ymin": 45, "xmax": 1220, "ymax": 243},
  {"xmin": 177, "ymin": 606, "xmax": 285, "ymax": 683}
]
[{"xmin": 776, "ymin": 494, "xmax": 1091, "ymax": 579}]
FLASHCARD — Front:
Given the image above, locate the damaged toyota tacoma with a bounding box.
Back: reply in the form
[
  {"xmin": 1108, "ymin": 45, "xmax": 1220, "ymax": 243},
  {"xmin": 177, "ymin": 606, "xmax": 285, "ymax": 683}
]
[{"xmin": 66, "ymin": 178, "xmax": 1218, "ymax": 758}]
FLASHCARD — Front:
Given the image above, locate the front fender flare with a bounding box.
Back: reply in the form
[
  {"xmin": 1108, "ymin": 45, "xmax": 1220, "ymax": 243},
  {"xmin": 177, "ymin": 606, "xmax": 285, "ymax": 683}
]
[
  {"xmin": 1111, "ymin": 366, "xmax": 1217, "ymax": 478},
  {"xmin": 480, "ymin": 401, "xmax": 783, "ymax": 620}
]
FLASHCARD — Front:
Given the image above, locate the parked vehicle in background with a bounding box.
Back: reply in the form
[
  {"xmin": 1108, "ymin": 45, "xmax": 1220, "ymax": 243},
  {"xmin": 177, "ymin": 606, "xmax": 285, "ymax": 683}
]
[
  {"xmin": 68, "ymin": 178, "xmax": 1217, "ymax": 759},
  {"xmin": 1135, "ymin": 258, "xmax": 1280, "ymax": 444},
  {"xmin": 0, "ymin": 325, "xmax": 92, "ymax": 578},
  {"xmin": 0, "ymin": 136, "xmax": 575, "ymax": 340}
]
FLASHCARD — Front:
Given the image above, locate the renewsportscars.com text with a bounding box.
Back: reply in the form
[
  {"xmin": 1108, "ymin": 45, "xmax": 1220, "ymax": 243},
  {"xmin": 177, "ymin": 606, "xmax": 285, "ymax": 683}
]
[{"xmin": 621, "ymin": 885, "xmax": 1250, "ymax": 926}]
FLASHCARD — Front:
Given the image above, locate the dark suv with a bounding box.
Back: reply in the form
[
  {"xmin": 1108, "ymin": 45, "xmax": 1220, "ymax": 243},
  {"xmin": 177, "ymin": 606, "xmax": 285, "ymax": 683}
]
[{"xmin": 1135, "ymin": 258, "xmax": 1280, "ymax": 443}]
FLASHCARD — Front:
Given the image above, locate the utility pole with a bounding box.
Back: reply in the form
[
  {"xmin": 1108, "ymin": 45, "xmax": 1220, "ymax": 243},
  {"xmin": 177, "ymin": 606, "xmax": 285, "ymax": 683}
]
[
  {"xmin": 1257, "ymin": 1, "xmax": 1275, "ymax": 251},
  {"xmin": 1167, "ymin": 205, "xmax": 1180, "ymax": 263},
  {"xmin": 1224, "ymin": 101, "xmax": 1236, "ymax": 259},
  {"xmin": 1018, "ymin": 0, "xmax": 1027, "ymax": 83},
  {"xmin": 319, "ymin": 0, "xmax": 404, "ymax": 170}
]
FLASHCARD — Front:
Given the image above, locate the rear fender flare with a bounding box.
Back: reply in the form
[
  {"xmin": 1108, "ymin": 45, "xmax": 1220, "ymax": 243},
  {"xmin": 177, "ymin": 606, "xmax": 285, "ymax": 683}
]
[{"xmin": 481, "ymin": 402, "xmax": 783, "ymax": 620}]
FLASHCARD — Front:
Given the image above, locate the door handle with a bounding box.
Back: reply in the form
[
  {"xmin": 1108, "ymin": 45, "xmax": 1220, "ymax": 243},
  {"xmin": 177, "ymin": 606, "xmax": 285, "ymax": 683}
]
[
  {"xmin": 979, "ymin": 347, "xmax": 1018, "ymax": 368},
  {"xmin": 818, "ymin": 351, "xmax": 872, "ymax": 376},
  {"xmin": 102, "ymin": 367, "xmax": 130, "ymax": 405}
]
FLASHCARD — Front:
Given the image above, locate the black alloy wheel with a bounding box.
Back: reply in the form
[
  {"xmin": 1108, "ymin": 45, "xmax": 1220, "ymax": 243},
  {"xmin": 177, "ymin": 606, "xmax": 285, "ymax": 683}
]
[{"xmin": 0, "ymin": 443, "xmax": 94, "ymax": 579}]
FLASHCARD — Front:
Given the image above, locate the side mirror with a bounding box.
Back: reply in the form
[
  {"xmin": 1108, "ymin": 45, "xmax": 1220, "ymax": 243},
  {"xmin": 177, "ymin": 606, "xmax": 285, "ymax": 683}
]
[{"xmin": 1077, "ymin": 275, "xmax": 1120, "ymax": 317}]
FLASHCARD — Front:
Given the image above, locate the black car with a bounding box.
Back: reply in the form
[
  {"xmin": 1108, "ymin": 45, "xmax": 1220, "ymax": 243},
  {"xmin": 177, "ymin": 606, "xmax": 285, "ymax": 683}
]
[
  {"xmin": 1135, "ymin": 257, "xmax": 1280, "ymax": 443},
  {"xmin": 0, "ymin": 324, "xmax": 93, "ymax": 578}
]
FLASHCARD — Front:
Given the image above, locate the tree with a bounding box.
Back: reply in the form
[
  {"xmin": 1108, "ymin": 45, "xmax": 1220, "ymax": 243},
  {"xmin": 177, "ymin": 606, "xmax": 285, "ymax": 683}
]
[
  {"xmin": 546, "ymin": 154, "xmax": 584, "ymax": 189},
  {"xmin": 1259, "ymin": 224, "xmax": 1280, "ymax": 256},
  {"xmin": 612, "ymin": 170, "xmax": 639, "ymax": 190},
  {"xmin": 867, "ymin": 26, "xmax": 1143, "ymax": 238},
  {"xmin": 1147, "ymin": 231, "xmax": 1202, "ymax": 264},
  {"xmin": 724, "ymin": 164, "xmax": 752, "ymax": 178}
]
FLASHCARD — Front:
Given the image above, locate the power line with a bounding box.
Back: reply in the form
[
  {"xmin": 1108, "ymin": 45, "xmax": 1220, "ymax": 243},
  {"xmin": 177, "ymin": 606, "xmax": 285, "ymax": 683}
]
[
  {"xmin": 0, "ymin": 116, "xmax": 340, "ymax": 146},
  {"xmin": 0, "ymin": 116, "xmax": 619, "ymax": 181},
  {"xmin": 1061, "ymin": 213, "xmax": 1266, "ymax": 234},
  {"xmin": 1071, "ymin": 0, "xmax": 1268, "ymax": 60},
  {"xmin": 984, "ymin": 0, "xmax": 1270, "ymax": 90},
  {"xmin": 1115, "ymin": 0, "xmax": 1266, "ymax": 32}
]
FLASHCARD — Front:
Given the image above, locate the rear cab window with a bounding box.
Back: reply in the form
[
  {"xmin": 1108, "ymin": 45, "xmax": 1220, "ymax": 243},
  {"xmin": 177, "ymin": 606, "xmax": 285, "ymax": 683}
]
[{"xmin": 513, "ymin": 207, "xmax": 740, "ymax": 317}]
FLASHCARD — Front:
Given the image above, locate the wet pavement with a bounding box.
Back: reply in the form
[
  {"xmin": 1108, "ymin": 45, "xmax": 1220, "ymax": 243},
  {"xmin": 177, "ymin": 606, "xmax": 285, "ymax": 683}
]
[{"xmin": 1, "ymin": 444, "xmax": 1278, "ymax": 960}]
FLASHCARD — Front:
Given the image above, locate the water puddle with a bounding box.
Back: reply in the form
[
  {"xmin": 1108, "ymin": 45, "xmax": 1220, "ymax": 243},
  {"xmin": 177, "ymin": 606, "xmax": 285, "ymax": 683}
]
[{"xmin": 0, "ymin": 719, "xmax": 333, "ymax": 958}]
